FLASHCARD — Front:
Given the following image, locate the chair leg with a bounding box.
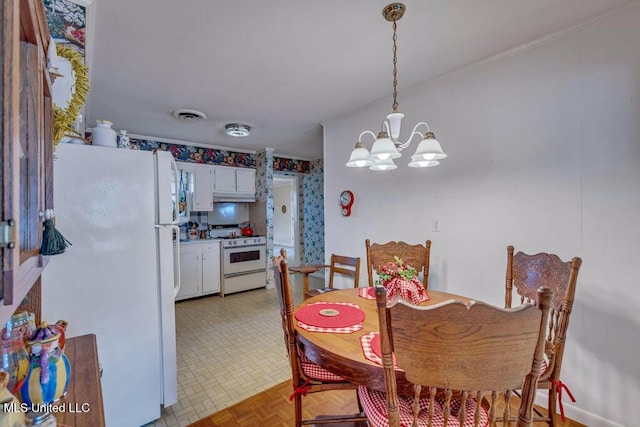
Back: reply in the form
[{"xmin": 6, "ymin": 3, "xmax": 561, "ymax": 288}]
[
  {"xmin": 548, "ymin": 388, "xmax": 556, "ymax": 427},
  {"xmin": 295, "ymin": 393, "xmax": 303, "ymax": 427}
]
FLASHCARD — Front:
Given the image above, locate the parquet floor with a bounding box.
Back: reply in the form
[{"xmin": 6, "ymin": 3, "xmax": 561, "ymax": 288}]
[
  {"xmin": 188, "ymin": 381, "xmax": 586, "ymax": 427},
  {"xmin": 187, "ymin": 381, "xmax": 363, "ymax": 427}
]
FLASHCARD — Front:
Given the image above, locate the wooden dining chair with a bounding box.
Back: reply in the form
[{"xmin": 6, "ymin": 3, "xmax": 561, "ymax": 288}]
[
  {"xmin": 272, "ymin": 257, "xmax": 368, "ymax": 427},
  {"xmin": 305, "ymin": 254, "xmax": 361, "ymax": 299},
  {"xmin": 365, "ymin": 239, "xmax": 431, "ymax": 288},
  {"xmin": 357, "ymin": 286, "xmax": 553, "ymax": 427},
  {"xmin": 505, "ymin": 246, "xmax": 582, "ymax": 426}
]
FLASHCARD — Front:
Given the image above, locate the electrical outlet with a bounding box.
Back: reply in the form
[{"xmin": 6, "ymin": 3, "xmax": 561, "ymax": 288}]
[{"xmin": 432, "ymin": 218, "xmax": 440, "ymax": 232}]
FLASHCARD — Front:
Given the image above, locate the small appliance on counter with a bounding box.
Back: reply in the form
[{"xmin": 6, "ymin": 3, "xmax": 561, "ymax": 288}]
[{"xmin": 240, "ymin": 221, "xmax": 254, "ymax": 237}]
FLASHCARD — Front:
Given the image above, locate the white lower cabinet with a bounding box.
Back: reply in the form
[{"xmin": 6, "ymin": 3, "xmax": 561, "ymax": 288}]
[
  {"xmin": 201, "ymin": 243, "xmax": 221, "ymax": 294},
  {"xmin": 176, "ymin": 241, "xmax": 221, "ymax": 301}
]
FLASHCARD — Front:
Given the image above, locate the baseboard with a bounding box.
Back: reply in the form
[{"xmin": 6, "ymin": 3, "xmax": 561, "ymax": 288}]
[{"xmin": 534, "ymin": 393, "xmax": 624, "ymax": 427}]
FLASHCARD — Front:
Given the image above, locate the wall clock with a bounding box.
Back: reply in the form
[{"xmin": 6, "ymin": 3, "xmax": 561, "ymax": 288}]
[{"xmin": 340, "ymin": 190, "xmax": 354, "ymax": 217}]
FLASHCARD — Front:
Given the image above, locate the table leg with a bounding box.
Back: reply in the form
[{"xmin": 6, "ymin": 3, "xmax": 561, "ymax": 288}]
[{"xmin": 303, "ymin": 273, "xmax": 310, "ymax": 300}]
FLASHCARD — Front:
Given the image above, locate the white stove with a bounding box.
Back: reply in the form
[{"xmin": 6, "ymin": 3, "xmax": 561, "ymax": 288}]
[{"xmin": 210, "ymin": 226, "xmax": 267, "ymax": 296}]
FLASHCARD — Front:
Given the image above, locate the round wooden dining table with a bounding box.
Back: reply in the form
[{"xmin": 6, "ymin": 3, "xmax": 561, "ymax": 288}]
[{"xmin": 293, "ymin": 287, "xmax": 472, "ymax": 395}]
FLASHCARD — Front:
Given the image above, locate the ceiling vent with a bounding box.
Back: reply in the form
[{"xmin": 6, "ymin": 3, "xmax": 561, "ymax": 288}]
[{"xmin": 171, "ymin": 109, "xmax": 207, "ymax": 121}]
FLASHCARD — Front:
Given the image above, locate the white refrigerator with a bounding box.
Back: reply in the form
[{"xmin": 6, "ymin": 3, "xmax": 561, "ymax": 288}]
[{"xmin": 42, "ymin": 143, "xmax": 181, "ymax": 427}]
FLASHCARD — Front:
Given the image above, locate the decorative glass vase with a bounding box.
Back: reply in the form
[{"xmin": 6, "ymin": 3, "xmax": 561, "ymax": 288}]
[
  {"xmin": 0, "ymin": 332, "xmax": 30, "ymax": 394},
  {"xmin": 117, "ymin": 129, "xmax": 130, "ymax": 148},
  {"xmin": 92, "ymin": 119, "xmax": 117, "ymax": 147}
]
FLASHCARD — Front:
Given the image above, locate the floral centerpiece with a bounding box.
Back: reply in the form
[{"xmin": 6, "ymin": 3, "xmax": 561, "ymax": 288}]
[{"xmin": 376, "ymin": 256, "xmax": 429, "ymax": 304}]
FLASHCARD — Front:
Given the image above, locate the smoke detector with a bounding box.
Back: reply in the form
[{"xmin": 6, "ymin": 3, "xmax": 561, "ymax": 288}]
[
  {"xmin": 171, "ymin": 109, "xmax": 207, "ymax": 121},
  {"xmin": 225, "ymin": 123, "xmax": 251, "ymax": 137}
]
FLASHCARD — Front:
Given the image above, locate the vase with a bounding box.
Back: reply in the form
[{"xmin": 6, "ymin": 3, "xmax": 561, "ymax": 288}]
[
  {"xmin": 19, "ymin": 322, "xmax": 71, "ymax": 405},
  {"xmin": 92, "ymin": 119, "xmax": 117, "ymax": 147},
  {"xmin": 0, "ymin": 372, "xmax": 25, "ymax": 426},
  {"xmin": 0, "ymin": 333, "xmax": 30, "ymax": 394},
  {"xmin": 117, "ymin": 129, "xmax": 130, "ymax": 148}
]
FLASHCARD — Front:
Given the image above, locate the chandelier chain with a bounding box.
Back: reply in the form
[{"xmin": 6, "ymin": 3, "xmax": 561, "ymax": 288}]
[{"xmin": 392, "ymin": 19, "xmax": 398, "ymax": 112}]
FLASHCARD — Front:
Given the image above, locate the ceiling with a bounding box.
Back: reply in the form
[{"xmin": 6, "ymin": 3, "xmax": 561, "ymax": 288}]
[{"xmin": 84, "ymin": 0, "xmax": 634, "ymax": 160}]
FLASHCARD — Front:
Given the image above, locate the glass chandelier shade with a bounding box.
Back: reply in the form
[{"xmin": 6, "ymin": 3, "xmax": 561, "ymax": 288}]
[
  {"xmin": 411, "ymin": 132, "xmax": 447, "ymax": 161},
  {"xmin": 346, "ymin": 142, "xmax": 374, "ymax": 167},
  {"xmin": 369, "ymin": 158, "xmax": 397, "ymax": 171},
  {"xmin": 345, "ymin": 3, "xmax": 447, "ymax": 171},
  {"xmin": 368, "ymin": 131, "xmax": 400, "ymax": 161}
]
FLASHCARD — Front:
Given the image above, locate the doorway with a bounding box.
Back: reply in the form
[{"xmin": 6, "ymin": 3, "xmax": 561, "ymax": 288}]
[{"xmin": 273, "ymin": 175, "xmax": 299, "ymax": 266}]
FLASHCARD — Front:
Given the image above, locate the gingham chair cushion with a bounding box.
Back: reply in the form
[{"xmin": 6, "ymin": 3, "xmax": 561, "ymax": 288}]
[
  {"xmin": 299, "ymin": 352, "xmax": 344, "ymax": 382},
  {"xmin": 358, "ymin": 386, "xmax": 489, "ymax": 427}
]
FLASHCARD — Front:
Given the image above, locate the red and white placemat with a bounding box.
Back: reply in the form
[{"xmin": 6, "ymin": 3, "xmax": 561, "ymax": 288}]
[
  {"xmin": 295, "ymin": 302, "xmax": 365, "ymax": 333},
  {"xmin": 360, "ymin": 332, "xmax": 400, "ymax": 369},
  {"xmin": 358, "ymin": 287, "xmax": 376, "ymax": 299}
]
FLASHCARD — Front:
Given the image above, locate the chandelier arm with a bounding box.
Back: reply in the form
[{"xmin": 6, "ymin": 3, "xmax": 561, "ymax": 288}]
[
  {"xmin": 359, "ymin": 130, "xmax": 378, "ymax": 144},
  {"xmin": 382, "ymin": 121, "xmax": 391, "ymax": 136},
  {"xmin": 397, "ymin": 122, "xmax": 430, "ymax": 149}
]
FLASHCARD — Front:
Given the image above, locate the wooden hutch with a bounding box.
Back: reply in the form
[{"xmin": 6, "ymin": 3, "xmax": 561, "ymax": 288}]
[{"xmin": 1, "ymin": 0, "xmax": 104, "ymax": 425}]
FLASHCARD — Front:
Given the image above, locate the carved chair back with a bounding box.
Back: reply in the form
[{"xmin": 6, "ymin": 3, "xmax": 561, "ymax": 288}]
[
  {"xmin": 375, "ymin": 286, "xmax": 553, "ymax": 427},
  {"xmin": 505, "ymin": 246, "xmax": 582, "ymax": 424},
  {"xmin": 365, "ymin": 239, "xmax": 431, "ymax": 288}
]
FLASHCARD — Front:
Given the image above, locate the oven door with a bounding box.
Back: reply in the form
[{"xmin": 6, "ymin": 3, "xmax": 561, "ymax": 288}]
[{"xmin": 223, "ymin": 244, "xmax": 266, "ymax": 276}]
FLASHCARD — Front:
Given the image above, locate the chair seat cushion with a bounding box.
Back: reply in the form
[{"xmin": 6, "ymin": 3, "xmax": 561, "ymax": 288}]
[
  {"xmin": 300, "ymin": 353, "xmax": 344, "ymax": 382},
  {"xmin": 358, "ymin": 386, "xmax": 489, "ymax": 427}
]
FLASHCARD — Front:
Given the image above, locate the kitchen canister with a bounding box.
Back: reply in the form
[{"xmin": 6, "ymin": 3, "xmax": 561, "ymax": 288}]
[
  {"xmin": 92, "ymin": 119, "xmax": 117, "ymax": 147},
  {"xmin": 117, "ymin": 129, "xmax": 130, "ymax": 148}
]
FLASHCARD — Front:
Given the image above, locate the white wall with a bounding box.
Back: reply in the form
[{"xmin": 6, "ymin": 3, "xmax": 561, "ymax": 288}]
[{"xmin": 323, "ymin": 5, "xmax": 640, "ymax": 427}]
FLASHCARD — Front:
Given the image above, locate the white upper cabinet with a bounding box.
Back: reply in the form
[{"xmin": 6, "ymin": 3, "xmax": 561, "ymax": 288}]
[
  {"xmin": 193, "ymin": 165, "xmax": 213, "ymax": 211},
  {"xmin": 236, "ymin": 169, "xmax": 256, "ymax": 193},
  {"xmin": 213, "ymin": 166, "xmax": 237, "ymax": 193},
  {"xmin": 212, "ymin": 166, "xmax": 256, "ymax": 202}
]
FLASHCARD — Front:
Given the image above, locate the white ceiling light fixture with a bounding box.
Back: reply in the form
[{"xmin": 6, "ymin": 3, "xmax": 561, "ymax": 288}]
[
  {"xmin": 225, "ymin": 123, "xmax": 251, "ymax": 137},
  {"xmin": 171, "ymin": 109, "xmax": 207, "ymax": 121},
  {"xmin": 346, "ymin": 3, "xmax": 447, "ymax": 170}
]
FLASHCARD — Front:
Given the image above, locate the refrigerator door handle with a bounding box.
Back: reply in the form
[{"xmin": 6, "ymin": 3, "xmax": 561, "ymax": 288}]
[
  {"xmin": 171, "ymin": 225, "xmax": 181, "ymax": 298},
  {"xmin": 169, "ymin": 156, "xmax": 180, "ymax": 225}
]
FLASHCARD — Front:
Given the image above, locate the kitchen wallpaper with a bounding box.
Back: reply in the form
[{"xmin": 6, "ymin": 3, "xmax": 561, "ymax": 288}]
[
  {"xmin": 131, "ymin": 138, "xmax": 256, "ymax": 168},
  {"xmin": 130, "ymin": 137, "xmax": 311, "ymax": 173},
  {"xmin": 255, "ymin": 148, "xmax": 275, "ymax": 287},
  {"xmin": 303, "ymin": 159, "xmax": 324, "ymax": 266}
]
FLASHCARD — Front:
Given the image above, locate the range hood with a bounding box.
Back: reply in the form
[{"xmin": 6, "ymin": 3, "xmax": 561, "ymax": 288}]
[{"xmin": 212, "ymin": 191, "xmax": 256, "ymax": 202}]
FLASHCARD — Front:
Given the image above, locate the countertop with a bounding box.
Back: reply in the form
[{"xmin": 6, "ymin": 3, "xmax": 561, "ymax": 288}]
[{"xmin": 179, "ymin": 238, "xmax": 222, "ymax": 244}]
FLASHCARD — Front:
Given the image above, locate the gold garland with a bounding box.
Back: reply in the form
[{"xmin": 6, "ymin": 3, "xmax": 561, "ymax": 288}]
[{"xmin": 52, "ymin": 45, "xmax": 90, "ymax": 151}]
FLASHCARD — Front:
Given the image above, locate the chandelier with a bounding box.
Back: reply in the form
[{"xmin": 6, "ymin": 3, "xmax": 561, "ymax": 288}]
[{"xmin": 346, "ymin": 3, "xmax": 447, "ymax": 171}]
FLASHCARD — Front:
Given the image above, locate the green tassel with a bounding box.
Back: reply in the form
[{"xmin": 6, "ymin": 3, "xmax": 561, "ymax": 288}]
[{"xmin": 40, "ymin": 219, "xmax": 72, "ymax": 255}]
